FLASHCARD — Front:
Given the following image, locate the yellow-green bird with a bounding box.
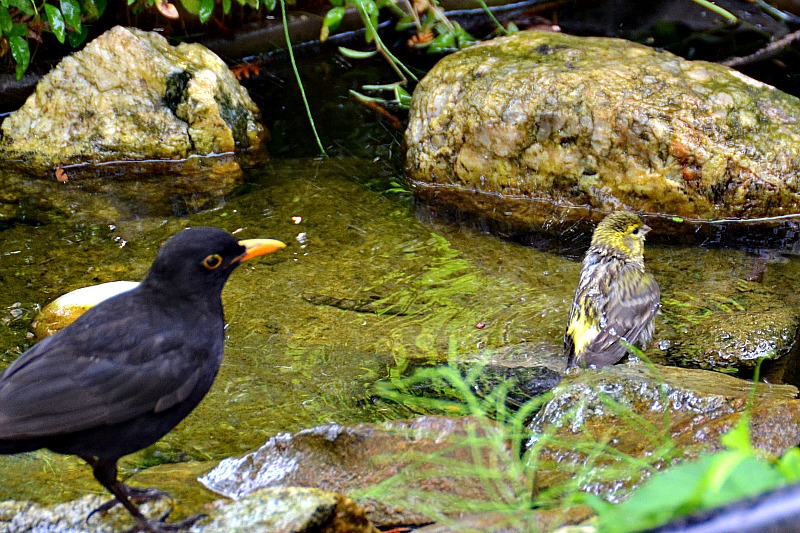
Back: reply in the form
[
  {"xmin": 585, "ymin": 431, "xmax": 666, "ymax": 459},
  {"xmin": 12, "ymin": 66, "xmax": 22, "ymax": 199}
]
[{"xmin": 565, "ymin": 212, "xmax": 660, "ymax": 369}]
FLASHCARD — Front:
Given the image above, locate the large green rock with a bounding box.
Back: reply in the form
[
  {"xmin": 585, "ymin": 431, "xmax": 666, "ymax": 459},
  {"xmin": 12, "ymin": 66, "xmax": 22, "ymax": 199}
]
[
  {"xmin": 0, "ymin": 26, "xmax": 265, "ymax": 221},
  {"xmin": 406, "ymin": 31, "xmax": 800, "ymax": 240},
  {"xmin": 1, "ymin": 26, "xmax": 263, "ymax": 168}
]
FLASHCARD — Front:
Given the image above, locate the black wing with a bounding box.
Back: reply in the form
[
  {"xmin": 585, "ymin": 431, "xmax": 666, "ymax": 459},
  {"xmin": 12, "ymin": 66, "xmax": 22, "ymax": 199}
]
[{"xmin": 0, "ymin": 295, "xmax": 218, "ymax": 440}]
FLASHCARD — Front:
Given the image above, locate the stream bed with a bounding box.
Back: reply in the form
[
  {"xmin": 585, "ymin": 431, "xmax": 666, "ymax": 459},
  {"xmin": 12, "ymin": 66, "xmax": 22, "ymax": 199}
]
[{"xmin": 2, "ymin": 53, "xmax": 800, "ymax": 514}]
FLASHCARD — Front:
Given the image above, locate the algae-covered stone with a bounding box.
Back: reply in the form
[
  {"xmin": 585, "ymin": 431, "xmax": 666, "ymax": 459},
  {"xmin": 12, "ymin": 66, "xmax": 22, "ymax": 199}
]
[
  {"xmin": 0, "ymin": 493, "xmax": 173, "ymax": 532},
  {"xmin": 527, "ymin": 364, "xmax": 800, "ymax": 500},
  {"xmin": 198, "ymin": 487, "xmax": 378, "ymax": 533},
  {"xmin": 0, "ymin": 26, "xmax": 264, "ymax": 170},
  {"xmin": 0, "ymin": 483, "xmax": 377, "ymax": 532},
  {"xmin": 0, "ymin": 26, "xmax": 265, "ymax": 221},
  {"xmin": 406, "ymin": 31, "xmax": 800, "ymax": 239}
]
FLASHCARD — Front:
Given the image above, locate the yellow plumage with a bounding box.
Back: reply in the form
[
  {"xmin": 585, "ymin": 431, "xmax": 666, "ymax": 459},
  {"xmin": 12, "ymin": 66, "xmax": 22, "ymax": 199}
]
[{"xmin": 565, "ymin": 212, "xmax": 660, "ymax": 369}]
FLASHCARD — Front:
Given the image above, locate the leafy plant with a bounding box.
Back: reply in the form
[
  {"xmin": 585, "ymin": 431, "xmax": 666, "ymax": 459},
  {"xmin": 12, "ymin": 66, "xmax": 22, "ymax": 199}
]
[
  {"xmin": 582, "ymin": 414, "xmax": 800, "ymax": 532},
  {"xmin": 142, "ymin": 0, "xmax": 276, "ymax": 24},
  {"xmin": 0, "ymin": 0, "xmax": 279, "ymax": 80},
  {"xmin": 576, "ymin": 359, "xmax": 800, "ymax": 532},
  {"xmin": 1, "ymin": 0, "xmax": 97, "ymax": 79},
  {"xmin": 322, "ymin": 0, "xmax": 479, "ymax": 108},
  {"xmin": 362, "ymin": 341, "xmax": 548, "ymax": 523},
  {"xmin": 366, "ymin": 340, "xmax": 798, "ymax": 532}
]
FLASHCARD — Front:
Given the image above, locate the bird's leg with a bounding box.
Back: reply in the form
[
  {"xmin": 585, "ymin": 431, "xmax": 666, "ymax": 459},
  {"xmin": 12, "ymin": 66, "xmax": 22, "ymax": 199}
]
[
  {"xmin": 83, "ymin": 456, "xmax": 205, "ymax": 532},
  {"xmin": 83, "ymin": 456, "xmax": 170, "ymax": 518}
]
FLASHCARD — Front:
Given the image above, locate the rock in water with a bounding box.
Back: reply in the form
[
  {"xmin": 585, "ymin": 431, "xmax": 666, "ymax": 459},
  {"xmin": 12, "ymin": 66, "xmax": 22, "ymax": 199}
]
[
  {"xmin": 31, "ymin": 281, "xmax": 140, "ymax": 340},
  {"xmin": 0, "ymin": 26, "xmax": 264, "ymax": 171},
  {"xmin": 405, "ymin": 31, "xmax": 800, "ymax": 242}
]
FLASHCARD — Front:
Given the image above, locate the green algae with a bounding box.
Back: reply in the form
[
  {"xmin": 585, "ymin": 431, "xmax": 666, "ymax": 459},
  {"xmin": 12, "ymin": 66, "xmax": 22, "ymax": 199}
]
[
  {"xmin": 0, "ymin": 156, "xmax": 566, "ymax": 504},
  {"xmin": 2, "ymin": 155, "xmax": 800, "ymax": 509}
]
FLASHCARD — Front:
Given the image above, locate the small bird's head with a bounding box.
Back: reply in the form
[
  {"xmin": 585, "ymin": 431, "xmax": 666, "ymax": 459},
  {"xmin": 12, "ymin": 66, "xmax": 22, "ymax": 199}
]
[
  {"xmin": 143, "ymin": 227, "xmax": 285, "ymax": 296},
  {"xmin": 591, "ymin": 212, "xmax": 650, "ymax": 260}
]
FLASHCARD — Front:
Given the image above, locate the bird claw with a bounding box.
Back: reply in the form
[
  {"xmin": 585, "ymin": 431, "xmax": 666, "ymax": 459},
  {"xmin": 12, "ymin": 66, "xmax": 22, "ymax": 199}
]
[
  {"xmin": 87, "ymin": 485, "xmax": 172, "ymax": 522},
  {"xmin": 124, "ymin": 513, "xmax": 207, "ymax": 533}
]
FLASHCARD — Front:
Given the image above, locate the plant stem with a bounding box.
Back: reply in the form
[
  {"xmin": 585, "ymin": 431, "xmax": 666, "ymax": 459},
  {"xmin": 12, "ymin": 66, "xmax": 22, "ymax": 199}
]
[{"xmin": 280, "ymin": 0, "xmax": 327, "ymax": 156}]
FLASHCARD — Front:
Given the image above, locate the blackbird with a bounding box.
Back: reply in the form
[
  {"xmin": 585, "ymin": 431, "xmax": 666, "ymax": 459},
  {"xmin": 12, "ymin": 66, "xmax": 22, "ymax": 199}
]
[{"xmin": 0, "ymin": 226, "xmax": 285, "ymax": 532}]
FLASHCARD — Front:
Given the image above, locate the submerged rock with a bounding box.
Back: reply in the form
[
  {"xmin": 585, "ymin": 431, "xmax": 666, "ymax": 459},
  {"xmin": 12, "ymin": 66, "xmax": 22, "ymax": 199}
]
[
  {"xmin": 0, "ymin": 26, "xmax": 265, "ymax": 222},
  {"xmin": 30, "ymin": 281, "xmax": 139, "ymax": 339},
  {"xmin": 401, "ymin": 342, "xmax": 565, "ymax": 408},
  {"xmin": 406, "ymin": 31, "xmax": 800, "ymax": 243}
]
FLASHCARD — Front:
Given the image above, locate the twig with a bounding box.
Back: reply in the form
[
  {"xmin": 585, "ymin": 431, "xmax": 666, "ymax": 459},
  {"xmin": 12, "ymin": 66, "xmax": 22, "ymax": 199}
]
[{"xmin": 722, "ymin": 29, "xmax": 800, "ymax": 68}]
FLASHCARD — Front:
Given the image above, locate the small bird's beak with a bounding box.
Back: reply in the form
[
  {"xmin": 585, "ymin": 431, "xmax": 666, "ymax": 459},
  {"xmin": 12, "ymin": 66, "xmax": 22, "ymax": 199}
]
[
  {"xmin": 641, "ymin": 224, "xmax": 651, "ymax": 235},
  {"xmin": 236, "ymin": 239, "xmax": 286, "ymax": 262}
]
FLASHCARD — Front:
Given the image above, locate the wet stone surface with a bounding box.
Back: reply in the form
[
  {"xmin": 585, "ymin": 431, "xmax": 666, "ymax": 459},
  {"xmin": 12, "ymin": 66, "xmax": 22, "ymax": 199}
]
[{"xmin": 406, "ymin": 30, "xmax": 800, "ymax": 243}]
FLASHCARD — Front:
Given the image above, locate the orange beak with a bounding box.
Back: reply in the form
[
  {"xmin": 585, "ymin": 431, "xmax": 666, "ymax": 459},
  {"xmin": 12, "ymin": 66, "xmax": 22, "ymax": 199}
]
[{"xmin": 237, "ymin": 238, "xmax": 286, "ymax": 262}]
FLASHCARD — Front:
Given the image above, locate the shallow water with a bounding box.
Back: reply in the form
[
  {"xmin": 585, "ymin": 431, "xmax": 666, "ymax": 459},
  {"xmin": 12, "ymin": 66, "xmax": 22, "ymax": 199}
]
[
  {"xmin": 0, "ymin": 153, "xmax": 576, "ymax": 502},
  {"xmin": 2, "ymin": 55, "xmax": 800, "ymax": 506}
]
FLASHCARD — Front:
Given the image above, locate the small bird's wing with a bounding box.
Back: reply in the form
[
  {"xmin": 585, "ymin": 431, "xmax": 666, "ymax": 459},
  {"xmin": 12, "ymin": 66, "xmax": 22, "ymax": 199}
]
[
  {"xmin": 585, "ymin": 264, "xmax": 661, "ymax": 366},
  {"xmin": 573, "ymin": 264, "xmax": 660, "ymax": 367},
  {"xmin": 605, "ymin": 266, "xmax": 660, "ymax": 346},
  {"xmin": 0, "ymin": 302, "xmax": 215, "ymax": 440}
]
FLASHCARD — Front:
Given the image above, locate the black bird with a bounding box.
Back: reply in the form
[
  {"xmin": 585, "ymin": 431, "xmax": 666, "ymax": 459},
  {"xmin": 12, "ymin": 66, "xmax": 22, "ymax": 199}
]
[{"xmin": 0, "ymin": 227, "xmax": 285, "ymax": 532}]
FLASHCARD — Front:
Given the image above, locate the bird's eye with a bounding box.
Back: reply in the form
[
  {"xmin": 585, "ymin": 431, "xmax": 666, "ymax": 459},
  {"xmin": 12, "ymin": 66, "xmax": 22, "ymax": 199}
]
[
  {"xmin": 632, "ymin": 228, "xmax": 640, "ymax": 235},
  {"xmin": 202, "ymin": 254, "xmax": 223, "ymax": 270}
]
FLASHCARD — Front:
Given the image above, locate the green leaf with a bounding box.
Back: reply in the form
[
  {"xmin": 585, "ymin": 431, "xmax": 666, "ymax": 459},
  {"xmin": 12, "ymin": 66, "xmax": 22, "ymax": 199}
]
[
  {"xmin": 595, "ymin": 451, "xmax": 787, "ymax": 533},
  {"xmin": 7, "ymin": 0, "xmax": 35, "ymax": 15},
  {"xmin": 262, "ymin": 0, "xmax": 276, "ymax": 11},
  {"xmin": 349, "ymin": 89, "xmax": 387, "ymax": 106},
  {"xmin": 354, "ymin": 0, "xmax": 377, "ymax": 41},
  {"xmin": 198, "ymin": 0, "xmax": 213, "ymax": 23},
  {"xmin": 322, "ymin": 6, "xmax": 345, "ymax": 32},
  {"xmin": 9, "ymin": 22, "xmax": 26, "ymax": 38},
  {"xmin": 453, "ymin": 23, "xmax": 475, "ymax": 48},
  {"xmin": 0, "ymin": 6, "xmax": 12, "ymax": 35},
  {"xmin": 179, "ymin": 0, "xmax": 200, "ymax": 15},
  {"xmin": 60, "ymin": 0, "xmax": 82, "ymax": 32},
  {"xmin": 395, "ymin": 14, "xmax": 414, "ymax": 31},
  {"xmin": 396, "ymin": 85, "xmax": 411, "ymax": 108},
  {"xmin": 9, "ymin": 34, "xmax": 29, "ymax": 80},
  {"xmin": 81, "ymin": 0, "xmax": 106, "ymax": 20},
  {"xmin": 221, "ymin": 0, "xmax": 231, "ymax": 15},
  {"xmin": 44, "ymin": 4, "xmax": 66, "ymax": 43},
  {"xmin": 427, "ymin": 30, "xmax": 456, "ymax": 54},
  {"xmin": 361, "ymin": 83, "xmax": 400, "ymax": 91},
  {"xmin": 777, "ymin": 448, "xmax": 800, "ymax": 482},
  {"xmin": 67, "ymin": 22, "xmax": 88, "ymax": 47},
  {"xmin": 720, "ymin": 416, "xmax": 752, "ymax": 454},
  {"xmin": 338, "ymin": 46, "xmax": 376, "ymax": 59}
]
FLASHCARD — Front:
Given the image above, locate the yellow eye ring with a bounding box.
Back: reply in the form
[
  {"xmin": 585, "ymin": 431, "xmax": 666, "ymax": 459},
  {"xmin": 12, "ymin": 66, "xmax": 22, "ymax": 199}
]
[{"xmin": 202, "ymin": 254, "xmax": 223, "ymax": 270}]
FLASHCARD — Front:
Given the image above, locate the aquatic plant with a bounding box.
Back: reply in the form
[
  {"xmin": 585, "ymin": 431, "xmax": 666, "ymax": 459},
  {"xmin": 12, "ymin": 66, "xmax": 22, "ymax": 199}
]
[{"xmin": 366, "ymin": 345, "xmax": 798, "ymax": 531}]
